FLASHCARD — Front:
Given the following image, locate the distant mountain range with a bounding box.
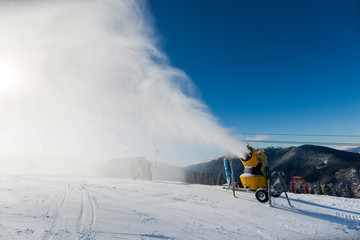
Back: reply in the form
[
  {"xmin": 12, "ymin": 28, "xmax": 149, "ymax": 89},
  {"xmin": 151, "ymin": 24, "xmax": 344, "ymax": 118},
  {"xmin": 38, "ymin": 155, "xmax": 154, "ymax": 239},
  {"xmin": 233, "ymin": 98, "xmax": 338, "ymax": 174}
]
[
  {"xmin": 184, "ymin": 145, "xmax": 360, "ymax": 198},
  {"xmin": 96, "ymin": 145, "xmax": 360, "ymax": 198}
]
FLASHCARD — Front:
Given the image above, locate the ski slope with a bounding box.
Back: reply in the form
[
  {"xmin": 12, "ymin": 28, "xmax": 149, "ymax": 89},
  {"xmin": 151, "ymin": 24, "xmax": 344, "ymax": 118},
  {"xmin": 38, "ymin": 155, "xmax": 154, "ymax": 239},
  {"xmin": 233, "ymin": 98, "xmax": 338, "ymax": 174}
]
[{"xmin": 0, "ymin": 175, "xmax": 359, "ymax": 240}]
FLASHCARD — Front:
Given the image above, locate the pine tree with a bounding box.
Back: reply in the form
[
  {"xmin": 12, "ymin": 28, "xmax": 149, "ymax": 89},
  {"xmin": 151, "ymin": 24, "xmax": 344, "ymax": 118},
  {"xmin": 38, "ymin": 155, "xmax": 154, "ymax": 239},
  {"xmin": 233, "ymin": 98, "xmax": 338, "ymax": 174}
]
[
  {"xmin": 323, "ymin": 184, "xmax": 332, "ymax": 196},
  {"xmin": 316, "ymin": 182, "xmax": 323, "ymax": 195},
  {"xmin": 343, "ymin": 185, "xmax": 355, "ymax": 198},
  {"xmin": 209, "ymin": 173, "xmax": 216, "ymax": 185},
  {"xmin": 218, "ymin": 174, "xmax": 226, "ymax": 186}
]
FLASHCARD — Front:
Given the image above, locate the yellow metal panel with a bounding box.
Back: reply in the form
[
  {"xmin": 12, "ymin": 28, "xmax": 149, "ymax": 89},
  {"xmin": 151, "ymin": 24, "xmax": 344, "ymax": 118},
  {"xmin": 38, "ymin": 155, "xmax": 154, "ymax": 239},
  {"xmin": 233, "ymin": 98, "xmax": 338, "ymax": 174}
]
[
  {"xmin": 240, "ymin": 174, "xmax": 267, "ymax": 191},
  {"xmin": 240, "ymin": 146, "xmax": 267, "ymax": 172}
]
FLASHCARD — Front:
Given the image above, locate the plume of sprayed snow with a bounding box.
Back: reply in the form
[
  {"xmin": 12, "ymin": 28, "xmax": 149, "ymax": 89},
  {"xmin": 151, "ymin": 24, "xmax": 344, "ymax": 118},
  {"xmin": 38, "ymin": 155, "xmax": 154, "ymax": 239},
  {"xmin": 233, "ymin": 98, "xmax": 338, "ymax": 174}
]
[{"xmin": 0, "ymin": 0, "xmax": 248, "ymax": 175}]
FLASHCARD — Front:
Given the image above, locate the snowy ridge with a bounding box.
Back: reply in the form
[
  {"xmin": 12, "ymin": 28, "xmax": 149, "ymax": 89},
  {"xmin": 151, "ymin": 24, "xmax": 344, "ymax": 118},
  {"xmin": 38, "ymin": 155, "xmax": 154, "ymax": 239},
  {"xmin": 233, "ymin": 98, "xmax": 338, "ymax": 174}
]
[
  {"xmin": 0, "ymin": 175, "xmax": 359, "ymax": 239},
  {"xmin": 198, "ymin": 154, "xmax": 225, "ymax": 164},
  {"xmin": 346, "ymin": 147, "xmax": 360, "ymax": 154}
]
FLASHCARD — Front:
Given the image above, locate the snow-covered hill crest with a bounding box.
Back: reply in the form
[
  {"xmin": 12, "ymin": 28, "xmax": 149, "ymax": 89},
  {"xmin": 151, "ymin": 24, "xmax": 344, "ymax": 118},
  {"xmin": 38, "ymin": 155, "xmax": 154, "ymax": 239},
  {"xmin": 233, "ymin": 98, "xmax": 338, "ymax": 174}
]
[{"xmin": 345, "ymin": 147, "xmax": 360, "ymax": 154}]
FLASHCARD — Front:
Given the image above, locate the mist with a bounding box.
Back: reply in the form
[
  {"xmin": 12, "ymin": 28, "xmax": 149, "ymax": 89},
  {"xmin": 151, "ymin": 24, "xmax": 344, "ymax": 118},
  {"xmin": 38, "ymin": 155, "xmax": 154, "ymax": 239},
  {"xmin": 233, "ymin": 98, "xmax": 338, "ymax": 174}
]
[{"xmin": 0, "ymin": 0, "xmax": 248, "ymax": 175}]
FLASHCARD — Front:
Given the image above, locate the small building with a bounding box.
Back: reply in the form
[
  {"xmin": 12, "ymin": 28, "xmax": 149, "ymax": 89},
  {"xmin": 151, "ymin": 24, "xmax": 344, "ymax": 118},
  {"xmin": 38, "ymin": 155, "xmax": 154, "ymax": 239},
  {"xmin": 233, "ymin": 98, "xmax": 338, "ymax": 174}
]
[{"xmin": 97, "ymin": 157, "xmax": 151, "ymax": 180}]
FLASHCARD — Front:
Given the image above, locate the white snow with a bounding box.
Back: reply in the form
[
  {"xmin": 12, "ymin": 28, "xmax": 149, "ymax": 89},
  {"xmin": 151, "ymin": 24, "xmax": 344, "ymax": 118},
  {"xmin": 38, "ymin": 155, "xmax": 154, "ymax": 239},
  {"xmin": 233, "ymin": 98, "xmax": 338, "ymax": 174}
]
[{"xmin": 0, "ymin": 175, "xmax": 359, "ymax": 240}]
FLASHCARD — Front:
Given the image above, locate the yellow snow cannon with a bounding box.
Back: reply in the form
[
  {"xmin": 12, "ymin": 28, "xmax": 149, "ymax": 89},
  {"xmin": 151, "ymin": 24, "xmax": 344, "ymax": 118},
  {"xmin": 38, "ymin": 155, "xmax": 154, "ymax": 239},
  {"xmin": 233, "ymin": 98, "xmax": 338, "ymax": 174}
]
[
  {"xmin": 240, "ymin": 145, "xmax": 268, "ymax": 191},
  {"xmin": 224, "ymin": 145, "xmax": 292, "ymax": 205},
  {"xmin": 238, "ymin": 145, "xmax": 272, "ymax": 203}
]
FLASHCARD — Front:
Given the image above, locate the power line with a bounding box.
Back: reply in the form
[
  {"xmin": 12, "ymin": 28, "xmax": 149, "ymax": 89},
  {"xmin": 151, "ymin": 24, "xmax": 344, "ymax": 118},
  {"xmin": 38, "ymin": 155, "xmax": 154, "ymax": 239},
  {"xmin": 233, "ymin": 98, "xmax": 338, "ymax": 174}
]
[
  {"xmin": 240, "ymin": 139, "xmax": 360, "ymax": 146},
  {"xmin": 233, "ymin": 132, "xmax": 360, "ymax": 138}
]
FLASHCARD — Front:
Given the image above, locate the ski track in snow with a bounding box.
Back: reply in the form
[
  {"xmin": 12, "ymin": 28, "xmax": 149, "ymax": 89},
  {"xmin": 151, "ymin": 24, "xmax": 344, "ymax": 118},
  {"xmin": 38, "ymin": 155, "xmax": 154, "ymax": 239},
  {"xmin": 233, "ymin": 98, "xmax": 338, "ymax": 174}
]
[
  {"xmin": 0, "ymin": 176, "xmax": 97, "ymax": 240},
  {"xmin": 0, "ymin": 175, "xmax": 359, "ymax": 240},
  {"xmin": 76, "ymin": 182, "xmax": 96, "ymax": 240}
]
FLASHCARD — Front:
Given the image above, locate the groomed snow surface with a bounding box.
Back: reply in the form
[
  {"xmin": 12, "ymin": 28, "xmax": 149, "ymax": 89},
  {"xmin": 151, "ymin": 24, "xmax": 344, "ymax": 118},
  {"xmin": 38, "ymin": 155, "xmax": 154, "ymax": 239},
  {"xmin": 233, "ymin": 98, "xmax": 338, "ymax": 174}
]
[{"xmin": 0, "ymin": 175, "xmax": 359, "ymax": 240}]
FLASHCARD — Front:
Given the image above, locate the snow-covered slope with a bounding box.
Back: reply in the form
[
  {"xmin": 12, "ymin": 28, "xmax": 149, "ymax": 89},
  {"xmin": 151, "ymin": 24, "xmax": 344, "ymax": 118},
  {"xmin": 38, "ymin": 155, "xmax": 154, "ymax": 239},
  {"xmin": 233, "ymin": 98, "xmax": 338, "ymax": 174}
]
[
  {"xmin": 346, "ymin": 147, "xmax": 360, "ymax": 154},
  {"xmin": 1, "ymin": 175, "xmax": 359, "ymax": 240}
]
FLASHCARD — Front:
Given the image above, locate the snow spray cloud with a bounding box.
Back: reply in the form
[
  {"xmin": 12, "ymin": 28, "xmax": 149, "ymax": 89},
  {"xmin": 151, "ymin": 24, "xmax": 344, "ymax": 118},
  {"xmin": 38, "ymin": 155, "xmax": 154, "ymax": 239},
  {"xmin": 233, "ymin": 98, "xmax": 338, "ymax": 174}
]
[{"xmin": 0, "ymin": 0, "xmax": 248, "ymax": 174}]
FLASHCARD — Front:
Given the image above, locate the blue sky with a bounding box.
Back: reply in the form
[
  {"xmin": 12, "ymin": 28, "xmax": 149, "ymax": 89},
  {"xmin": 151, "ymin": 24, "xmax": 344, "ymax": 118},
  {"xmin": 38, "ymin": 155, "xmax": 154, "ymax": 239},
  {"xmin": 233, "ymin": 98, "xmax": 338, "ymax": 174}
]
[{"xmin": 148, "ymin": 0, "xmax": 360, "ymax": 146}]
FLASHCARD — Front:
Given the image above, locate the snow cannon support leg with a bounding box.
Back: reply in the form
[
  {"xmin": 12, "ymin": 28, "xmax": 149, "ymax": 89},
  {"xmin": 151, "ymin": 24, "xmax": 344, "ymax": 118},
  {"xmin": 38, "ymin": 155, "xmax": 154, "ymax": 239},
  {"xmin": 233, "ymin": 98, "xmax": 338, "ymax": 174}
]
[
  {"xmin": 266, "ymin": 167, "xmax": 272, "ymax": 207},
  {"xmin": 229, "ymin": 160, "xmax": 237, "ymax": 198}
]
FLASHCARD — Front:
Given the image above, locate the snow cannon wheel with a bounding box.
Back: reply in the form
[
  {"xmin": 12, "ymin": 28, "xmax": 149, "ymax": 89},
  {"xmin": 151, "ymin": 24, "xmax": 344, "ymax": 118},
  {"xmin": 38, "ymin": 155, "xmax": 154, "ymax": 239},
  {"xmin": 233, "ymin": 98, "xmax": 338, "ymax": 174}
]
[{"xmin": 255, "ymin": 188, "xmax": 269, "ymax": 203}]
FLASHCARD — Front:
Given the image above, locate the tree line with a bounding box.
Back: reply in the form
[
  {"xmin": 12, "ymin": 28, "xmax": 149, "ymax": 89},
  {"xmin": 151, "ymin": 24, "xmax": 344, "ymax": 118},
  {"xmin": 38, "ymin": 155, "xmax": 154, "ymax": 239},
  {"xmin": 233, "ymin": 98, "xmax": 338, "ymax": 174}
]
[
  {"xmin": 185, "ymin": 171, "xmax": 357, "ymax": 198},
  {"xmin": 185, "ymin": 170, "xmax": 227, "ymax": 185},
  {"xmin": 289, "ymin": 180, "xmax": 356, "ymax": 198}
]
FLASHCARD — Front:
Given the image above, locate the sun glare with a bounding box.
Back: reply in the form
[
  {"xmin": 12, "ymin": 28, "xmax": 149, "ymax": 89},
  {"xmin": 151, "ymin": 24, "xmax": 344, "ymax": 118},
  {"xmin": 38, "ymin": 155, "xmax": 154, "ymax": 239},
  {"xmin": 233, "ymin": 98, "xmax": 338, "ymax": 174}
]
[{"xmin": 0, "ymin": 61, "xmax": 18, "ymax": 92}]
